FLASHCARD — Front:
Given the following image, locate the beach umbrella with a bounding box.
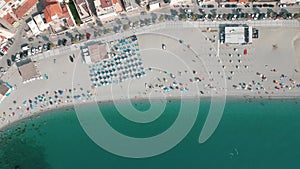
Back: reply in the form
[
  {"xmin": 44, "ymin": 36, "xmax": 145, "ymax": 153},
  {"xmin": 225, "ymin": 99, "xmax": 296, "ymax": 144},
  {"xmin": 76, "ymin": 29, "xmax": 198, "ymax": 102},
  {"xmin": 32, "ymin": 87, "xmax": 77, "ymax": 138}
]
[{"xmin": 58, "ymin": 90, "xmax": 63, "ymax": 95}]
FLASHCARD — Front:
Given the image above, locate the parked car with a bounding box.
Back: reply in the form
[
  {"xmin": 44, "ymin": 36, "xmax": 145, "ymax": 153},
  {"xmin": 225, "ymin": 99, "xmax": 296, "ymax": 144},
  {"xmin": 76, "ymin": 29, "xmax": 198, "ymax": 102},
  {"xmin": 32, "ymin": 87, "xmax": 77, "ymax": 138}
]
[
  {"xmin": 43, "ymin": 44, "xmax": 48, "ymax": 51},
  {"xmin": 7, "ymin": 59, "xmax": 11, "ymax": 66},
  {"xmin": 38, "ymin": 46, "xmax": 42, "ymax": 53},
  {"xmin": 0, "ymin": 67, "xmax": 5, "ymax": 73},
  {"xmin": 22, "ymin": 45, "xmax": 30, "ymax": 51},
  {"xmin": 57, "ymin": 39, "xmax": 62, "ymax": 47},
  {"xmin": 62, "ymin": 38, "xmax": 67, "ymax": 46},
  {"xmin": 0, "ymin": 49, "xmax": 6, "ymax": 55}
]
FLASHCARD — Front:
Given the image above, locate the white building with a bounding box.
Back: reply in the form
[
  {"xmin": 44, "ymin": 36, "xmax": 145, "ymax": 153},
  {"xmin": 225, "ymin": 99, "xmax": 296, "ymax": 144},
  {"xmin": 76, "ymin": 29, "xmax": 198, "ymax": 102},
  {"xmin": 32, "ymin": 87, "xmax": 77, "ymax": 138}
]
[
  {"xmin": 170, "ymin": 0, "xmax": 193, "ymax": 5},
  {"xmin": 27, "ymin": 19, "xmax": 41, "ymax": 35},
  {"xmin": 224, "ymin": 26, "xmax": 252, "ymax": 44},
  {"xmin": 74, "ymin": 0, "xmax": 94, "ymax": 23},
  {"xmin": 33, "ymin": 14, "xmax": 48, "ymax": 32},
  {"xmin": 94, "ymin": 0, "xmax": 117, "ymax": 21},
  {"xmin": 0, "ymin": 26, "xmax": 14, "ymax": 43},
  {"xmin": 149, "ymin": 0, "xmax": 160, "ymax": 11}
]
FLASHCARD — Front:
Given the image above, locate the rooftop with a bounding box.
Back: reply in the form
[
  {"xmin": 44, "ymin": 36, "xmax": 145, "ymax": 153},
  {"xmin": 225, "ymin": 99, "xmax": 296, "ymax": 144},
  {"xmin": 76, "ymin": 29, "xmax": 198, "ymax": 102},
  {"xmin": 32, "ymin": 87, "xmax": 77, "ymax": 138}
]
[
  {"xmin": 44, "ymin": 2, "xmax": 70, "ymax": 23},
  {"xmin": 224, "ymin": 26, "xmax": 246, "ymax": 44},
  {"xmin": 0, "ymin": 83, "xmax": 9, "ymax": 96},
  {"xmin": 100, "ymin": 0, "xmax": 113, "ymax": 8},
  {"xmin": 17, "ymin": 59, "xmax": 40, "ymax": 82},
  {"xmin": 87, "ymin": 43, "xmax": 109, "ymax": 63},
  {"xmin": 2, "ymin": 13, "xmax": 16, "ymax": 26},
  {"xmin": 14, "ymin": 0, "xmax": 38, "ymax": 19}
]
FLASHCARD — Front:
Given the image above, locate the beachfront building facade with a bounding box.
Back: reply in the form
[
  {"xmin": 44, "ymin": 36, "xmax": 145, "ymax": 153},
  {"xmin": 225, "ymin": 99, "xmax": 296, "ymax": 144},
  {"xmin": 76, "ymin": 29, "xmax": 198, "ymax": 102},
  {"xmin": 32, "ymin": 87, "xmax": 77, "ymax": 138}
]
[
  {"xmin": 148, "ymin": 0, "xmax": 160, "ymax": 11},
  {"xmin": 121, "ymin": 0, "xmax": 138, "ymax": 11},
  {"xmin": 0, "ymin": 0, "xmax": 19, "ymax": 31},
  {"xmin": 73, "ymin": 0, "xmax": 94, "ymax": 24},
  {"xmin": 170, "ymin": 0, "xmax": 193, "ymax": 6},
  {"xmin": 27, "ymin": 19, "xmax": 41, "ymax": 35},
  {"xmin": 13, "ymin": 0, "xmax": 39, "ymax": 19},
  {"xmin": 94, "ymin": 0, "xmax": 116, "ymax": 22},
  {"xmin": 0, "ymin": 83, "xmax": 12, "ymax": 104},
  {"xmin": 138, "ymin": 0, "xmax": 147, "ymax": 7},
  {"xmin": 220, "ymin": 25, "xmax": 253, "ymax": 44},
  {"xmin": 43, "ymin": 0, "xmax": 75, "ymax": 34},
  {"xmin": 33, "ymin": 14, "xmax": 49, "ymax": 32},
  {"xmin": 0, "ymin": 26, "xmax": 14, "ymax": 44}
]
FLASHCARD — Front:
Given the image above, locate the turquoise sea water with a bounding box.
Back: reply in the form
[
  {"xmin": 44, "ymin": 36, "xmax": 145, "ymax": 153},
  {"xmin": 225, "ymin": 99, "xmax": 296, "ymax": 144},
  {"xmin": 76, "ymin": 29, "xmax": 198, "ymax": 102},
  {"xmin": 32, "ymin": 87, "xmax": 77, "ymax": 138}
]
[{"xmin": 1, "ymin": 98, "xmax": 300, "ymax": 169}]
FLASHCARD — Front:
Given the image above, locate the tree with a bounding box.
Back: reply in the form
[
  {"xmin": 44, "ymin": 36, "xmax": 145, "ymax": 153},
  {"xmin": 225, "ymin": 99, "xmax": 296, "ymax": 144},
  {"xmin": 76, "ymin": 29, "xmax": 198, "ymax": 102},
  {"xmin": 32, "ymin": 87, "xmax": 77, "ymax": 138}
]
[
  {"xmin": 104, "ymin": 28, "xmax": 112, "ymax": 34},
  {"xmin": 98, "ymin": 29, "xmax": 103, "ymax": 36},
  {"xmin": 123, "ymin": 24, "xmax": 130, "ymax": 30},
  {"xmin": 192, "ymin": 13, "xmax": 198, "ymax": 21},
  {"xmin": 293, "ymin": 13, "xmax": 300, "ymax": 19},
  {"xmin": 50, "ymin": 42, "xmax": 55, "ymax": 49},
  {"xmin": 182, "ymin": 14, "xmax": 188, "ymax": 20},
  {"xmin": 133, "ymin": 21, "xmax": 139, "ymax": 27},
  {"xmin": 158, "ymin": 15, "xmax": 165, "ymax": 22}
]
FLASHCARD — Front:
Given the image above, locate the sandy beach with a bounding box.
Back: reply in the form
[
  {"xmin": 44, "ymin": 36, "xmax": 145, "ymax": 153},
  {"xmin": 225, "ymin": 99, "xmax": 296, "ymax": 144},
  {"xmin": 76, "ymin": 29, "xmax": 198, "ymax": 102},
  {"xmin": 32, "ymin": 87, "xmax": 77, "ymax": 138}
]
[{"xmin": 1, "ymin": 24, "xmax": 300, "ymax": 130}]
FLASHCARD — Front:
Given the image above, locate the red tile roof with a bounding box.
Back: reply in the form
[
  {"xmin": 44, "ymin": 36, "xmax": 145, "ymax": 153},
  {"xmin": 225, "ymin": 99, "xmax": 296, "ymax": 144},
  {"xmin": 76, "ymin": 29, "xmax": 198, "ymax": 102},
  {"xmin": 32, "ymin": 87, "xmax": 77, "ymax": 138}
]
[
  {"xmin": 44, "ymin": 2, "xmax": 70, "ymax": 23},
  {"xmin": 239, "ymin": 0, "xmax": 249, "ymax": 2},
  {"xmin": 43, "ymin": 1, "xmax": 74, "ymax": 26},
  {"xmin": 101, "ymin": 0, "xmax": 113, "ymax": 8},
  {"xmin": 229, "ymin": 0, "xmax": 238, "ymax": 2},
  {"xmin": 2, "ymin": 13, "xmax": 16, "ymax": 25},
  {"xmin": 14, "ymin": 0, "xmax": 38, "ymax": 19}
]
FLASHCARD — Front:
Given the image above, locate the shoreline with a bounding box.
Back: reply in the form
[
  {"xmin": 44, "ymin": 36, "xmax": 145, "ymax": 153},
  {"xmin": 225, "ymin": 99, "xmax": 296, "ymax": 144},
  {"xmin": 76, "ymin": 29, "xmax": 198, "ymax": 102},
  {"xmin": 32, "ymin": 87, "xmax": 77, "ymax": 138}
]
[
  {"xmin": 1, "ymin": 26, "xmax": 300, "ymax": 132},
  {"xmin": 2, "ymin": 94, "xmax": 300, "ymax": 131}
]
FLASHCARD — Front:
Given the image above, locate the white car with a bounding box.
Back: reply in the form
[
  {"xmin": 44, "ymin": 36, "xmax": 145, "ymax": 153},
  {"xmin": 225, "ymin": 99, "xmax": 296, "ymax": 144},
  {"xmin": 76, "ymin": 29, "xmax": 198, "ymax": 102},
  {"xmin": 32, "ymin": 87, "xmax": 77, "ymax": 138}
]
[
  {"xmin": 31, "ymin": 48, "xmax": 35, "ymax": 55},
  {"xmin": 0, "ymin": 49, "xmax": 7, "ymax": 54},
  {"xmin": 28, "ymin": 50, "xmax": 32, "ymax": 56},
  {"xmin": 38, "ymin": 46, "xmax": 42, "ymax": 53}
]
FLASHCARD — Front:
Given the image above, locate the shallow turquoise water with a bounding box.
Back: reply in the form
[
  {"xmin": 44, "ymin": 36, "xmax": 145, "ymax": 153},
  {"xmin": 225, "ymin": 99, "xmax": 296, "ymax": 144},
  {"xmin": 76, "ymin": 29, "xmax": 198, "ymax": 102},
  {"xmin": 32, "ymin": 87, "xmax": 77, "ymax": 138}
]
[{"xmin": 1, "ymin": 98, "xmax": 300, "ymax": 169}]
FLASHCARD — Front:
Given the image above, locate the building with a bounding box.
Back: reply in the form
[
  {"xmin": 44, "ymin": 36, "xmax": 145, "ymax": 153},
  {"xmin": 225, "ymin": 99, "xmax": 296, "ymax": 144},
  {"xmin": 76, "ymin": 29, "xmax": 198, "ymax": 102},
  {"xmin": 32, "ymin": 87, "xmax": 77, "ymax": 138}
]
[
  {"xmin": 27, "ymin": 19, "xmax": 41, "ymax": 35},
  {"xmin": 0, "ymin": 82, "xmax": 12, "ymax": 103},
  {"xmin": 13, "ymin": 0, "xmax": 38, "ymax": 19},
  {"xmin": 0, "ymin": 25, "xmax": 14, "ymax": 43},
  {"xmin": 138, "ymin": 0, "xmax": 147, "ymax": 7},
  {"xmin": 121, "ymin": 0, "xmax": 138, "ymax": 11},
  {"xmin": 43, "ymin": 0, "xmax": 75, "ymax": 33},
  {"xmin": 74, "ymin": 0, "xmax": 94, "ymax": 23},
  {"xmin": 0, "ymin": 0, "xmax": 19, "ymax": 30},
  {"xmin": 94, "ymin": 0, "xmax": 117, "ymax": 21},
  {"xmin": 112, "ymin": 0, "xmax": 123, "ymax": 13},
  {"xmin": 280, "ymin": 0, "xmax": 299, "ymax": 4},
  {"xmin": 33, "ymin": 14, "xmax": 49, "ymax": 32},
  {"xmin": 239, "ymin": 0, "xmax": 249, "ymax": 2},
  {"xmin": 82, "ymin": 43, "xmax": 109, "ymax": 64},
  {"xmin": 221, "ymin": 25, "xmax": 252, "ymax": 44},
  {"xmin": 17, "ymin": 58, "xmax": 41, "ymax": 83},
  {"xmin": 148, "ymin": 0, "xmax": 160, "ymax": 11},
  {"xmin": 170, "ymin": 0, "xmax": 193, "ymax": 6}
]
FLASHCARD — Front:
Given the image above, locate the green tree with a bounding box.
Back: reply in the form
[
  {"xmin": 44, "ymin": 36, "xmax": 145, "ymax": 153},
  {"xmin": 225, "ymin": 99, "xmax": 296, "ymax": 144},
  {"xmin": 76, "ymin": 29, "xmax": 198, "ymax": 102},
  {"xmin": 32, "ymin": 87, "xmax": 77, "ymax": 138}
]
[{"xmin": 123, "ymin": 24, "xmax": 130, "ymax": 30}]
